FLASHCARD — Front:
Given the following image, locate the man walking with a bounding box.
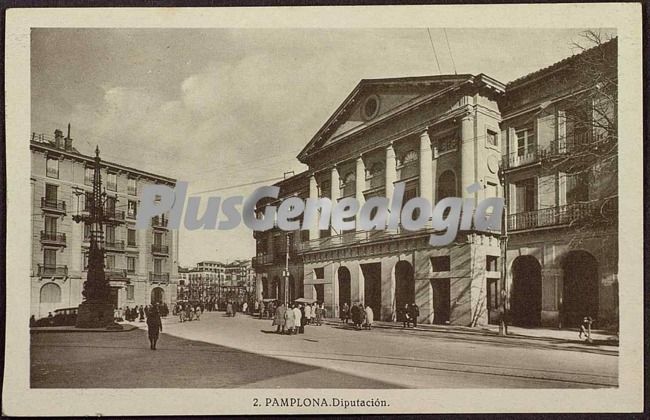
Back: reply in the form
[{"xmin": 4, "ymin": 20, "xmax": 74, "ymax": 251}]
[
  {"xmin": 273, "ymin": 302, "xmax": 286, "ymax": 334},
  {"xmin": 409, "ymin": 302, "xmax": 420, "ymax": 328},
  {"xmin": 146, "ymin": 305, "xmax": 163, "ymax": 350}
]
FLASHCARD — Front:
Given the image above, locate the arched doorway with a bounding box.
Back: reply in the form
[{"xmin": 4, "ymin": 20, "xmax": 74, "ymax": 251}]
[
  {"xmin": 562, "ymin": 250, "xmax": 599, "ymax": 327},
  {"xmin": 39, "ymin": 282, "xmax": 62, "ymax": 317},
  {"xmin": 395, "ymin": 260, "xmax": 415, "ymax": 312},
  {"xmin": 510, "ymin": 256, "xmax": 542, "ymax": 326},
  {"xmin": 151, "ymin": 287, "xmax": 165, "ymax": 304},
  {"xmin": 337, "ymin": 266, "xmax": 351, "ymax": 312}
]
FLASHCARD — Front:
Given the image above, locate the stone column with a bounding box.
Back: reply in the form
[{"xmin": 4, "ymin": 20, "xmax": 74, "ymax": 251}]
[
  {"xmin": 330, "ymin": 166, "xmax": 340, "ymax": 202},
  {"xmin": 419, "ymin": 130, "xmax": 433, "ymax": 226},
  {"xmin": 355, "ymin": 156, "xmax": 366, "ymax": 231},
  {"xmin": 385, "ymin": 144, "xmax": 397, "ymax": 230},
  {"xmin": 308, "ymin": 173, "xmax": 319, "ymax": 240},
  {"xmin": 460, "ymin": 115, "xmax": 476, "ymax": 201}
]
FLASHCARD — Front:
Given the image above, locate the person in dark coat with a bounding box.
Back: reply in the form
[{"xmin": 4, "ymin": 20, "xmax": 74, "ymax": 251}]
[
  {"xmin": 350, "ymin": 303, "xmax": 360, "ymax": 330},
  {"xmin": 409, "ymin": 303, "xmax": 420, "ymax": 328},
  {"xmin": 146, "ymin": 305, "xmax": 163, "ymax": 350},
  {"xmin": 138, "ymin": 306, "xmax": 145, "ymax": 322}
]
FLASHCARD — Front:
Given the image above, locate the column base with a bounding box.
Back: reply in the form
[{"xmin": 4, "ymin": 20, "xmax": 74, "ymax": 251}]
[{"xmin": 75, "ymin": 302, "xmax": 116, "ymax": 328}]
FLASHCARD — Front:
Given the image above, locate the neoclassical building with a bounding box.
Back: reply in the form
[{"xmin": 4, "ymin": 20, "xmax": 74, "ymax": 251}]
[
  {"xmin": 253, "ymin": 39, "xmax": 618, "ymax": 328},
  {"xmin": 255, "ymin": 74, "xmax": 505, "ymax": 326}
]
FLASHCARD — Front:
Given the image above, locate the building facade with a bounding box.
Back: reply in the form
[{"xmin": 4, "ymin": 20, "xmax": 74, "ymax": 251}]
[
  {"xmin": 253, "ymin": 40, "xmax": 618, "ymax": 328},
  {"xmin": 31, "ymin": 130, "xmax": 180, "ymax": 318}
]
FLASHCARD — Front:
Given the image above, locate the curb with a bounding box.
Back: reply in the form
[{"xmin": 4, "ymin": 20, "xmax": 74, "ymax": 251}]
[
  {"xmin": 322, "ymin": 320, "xmax": 619, "ymax": 352},
  {"xmin": 30, "ymin": 324, "xmax": 139, "ymax": 333}
]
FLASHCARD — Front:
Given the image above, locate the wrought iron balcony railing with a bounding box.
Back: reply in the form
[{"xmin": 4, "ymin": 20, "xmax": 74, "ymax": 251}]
[
  {"xmin": 508, "ymin": 198, "xmax": 617, "ymax": 232},
  {"xmin": 149, "ymin": 272, "xmax": 170, "ymax": 284},
  {"xmin": 38, "ymin": 264, "xmax": 68, "ymax": 277},
  {"xmin": 105, "ymin": 240, "xmax": 125, "ymax": 251},
  {"xmin": 151, "ymin": 244, "xmax": 169, "ymax": 255},
  {"xmin": 502, "ymin": 132, "xmax": 601, "ymax": 170},
  {"xmin": 252, "ymin": 254, "xmax": 274, "ymax": 267},
  {"xmin": 41, "ymin": 197, "xmax": 66, "ymax": 213},
  {"xmin": 40, "ymin": 231, "xmax": 66, "ymax": 245},
  {"xmin": 105, "ymin": 268, "xmax": 128, "ymax": 279},
  {"xmin": 151, "ymin": 216, "xmax": 169, "ymax": 229},
  {"xmin": 105, "ymin": 209, "xmax": 126, "ymax": 221}
]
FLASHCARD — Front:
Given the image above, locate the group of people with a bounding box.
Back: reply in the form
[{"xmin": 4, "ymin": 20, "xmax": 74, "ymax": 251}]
[
  {"xmin": 339, "ymin": 302, "xmax": 374, "ymax": 330},
  {"xmin": 225, "ymin": 300, "xmax": 245, "ymax": 317},
  {"xmin": 123, "ymin": 304, "xmax": 169, "ymax": 322},
  {"xmin": 270, "ymin": 301, "xmax": 326, "ymax": 335},
  {"xmin": 397, "ymin": 303, "xmax": 420, "ymax": 328},
  {"xmin": 175, "ymin": 302, "xmax": 204, "ymax": 322}
]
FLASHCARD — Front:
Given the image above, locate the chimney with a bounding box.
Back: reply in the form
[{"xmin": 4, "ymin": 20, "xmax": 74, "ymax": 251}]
[
  {"xmin": 64, "ymin": 123, "xmax": 72, "ymax": 151},
  {"xmin": 54, "ymin": 129, "xmax": 64, "ymax": 148}
]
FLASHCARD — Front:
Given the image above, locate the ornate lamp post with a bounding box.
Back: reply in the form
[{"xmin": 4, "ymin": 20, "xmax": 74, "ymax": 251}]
[{"xmin": 73, "ymin": 146, "xmax": 124, "ymax": 328}]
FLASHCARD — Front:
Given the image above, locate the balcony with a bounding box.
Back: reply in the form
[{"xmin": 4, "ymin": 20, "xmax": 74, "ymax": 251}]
[
  {"xmin": 149, "ymin": 272, "xmax": 170, "ymax": 284},
  {"xmin": 397, "ymin": 161, "xmax": 418, "ymax": 181},
  {"xmin": 151, "ymin": 244, "xmax": 169, "ymax": 255},
  {"xmin": 151, "ymin": 216, "xmax": 169, "ymax": 229},
  {"xmin": 502, "ymin": 132, "xmax": 600, "ymax": 170},
  {"xmin": 40, "ymin": 231, "xmax": 66, "ymax": 246},
  {"xmin": 38, "ymin": 264, "xmax": 68, "ymax": 277},
  {"xmin": 252, "ymin": 254, "xmax": 274, "ymax": 268},
  {"xmin": 105, "ymin": 240, "xmax": 125, "ymax": 252},
  {"xmin": 105, "ymin": 268, "xmax": 128, "ymax": 279},
  {"xmin": 41, "ymin": 197, "xmax": 66, "ymax": 214},
  {"xmin": 508, "ymin": 198, "xmax": 617, "ymax": 232},
  {"xmin": 105, "ymin": 209, "xmax": 126, "ymax": 222}
]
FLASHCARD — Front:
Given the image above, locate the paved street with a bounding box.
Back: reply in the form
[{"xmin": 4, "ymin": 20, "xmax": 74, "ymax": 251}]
[{"xmin": 31, "ymin": 312, "xmax": 618, "ymax": 388}]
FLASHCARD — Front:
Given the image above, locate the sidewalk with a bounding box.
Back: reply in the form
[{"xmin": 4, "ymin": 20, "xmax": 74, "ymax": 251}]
[{"xmin": 322, "ymin": 318, "xmax": 619, "ymax": 353}]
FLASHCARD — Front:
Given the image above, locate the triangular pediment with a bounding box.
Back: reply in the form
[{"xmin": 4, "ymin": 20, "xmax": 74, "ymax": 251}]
[{"xmin": 298, "ymin": 75, "xmax": 476, "ymax": 162}]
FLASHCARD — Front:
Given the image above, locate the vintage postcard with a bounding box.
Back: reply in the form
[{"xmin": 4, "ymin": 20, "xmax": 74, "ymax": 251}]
[{"xmin": 3, "ymin": 3, "xmax": 644, "ymax": 416}]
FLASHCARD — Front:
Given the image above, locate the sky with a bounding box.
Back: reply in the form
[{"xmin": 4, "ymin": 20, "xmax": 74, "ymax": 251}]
[{"xmin": 31, "ymin": 27, "xmax": 615, "ymax": 267}]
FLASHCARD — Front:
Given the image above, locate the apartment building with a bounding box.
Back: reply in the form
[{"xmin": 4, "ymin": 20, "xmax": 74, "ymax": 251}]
[{"xmin": 31, "ymin": 130, "xmax": 180, "ymax": 318}]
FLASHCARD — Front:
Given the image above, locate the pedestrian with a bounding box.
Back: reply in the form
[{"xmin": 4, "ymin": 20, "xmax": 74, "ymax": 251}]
[
  {"xmin": 579, "ymin": 316, "xmax": 593, "ymax": 341},
  {"xmin": 321, "ymin": 303, "xmax": 328, "ymax": 320},
  {"xmin": 409, "ymin": 302, "xmax": 420, "ymax": 328},
  {"xmin": 364, "ymin": 304, "xmax": 374, "ymax": 330},
  {"xmin": 304, "ymin": 302, "xmax": 312, "ymax": 325},
  {"xmin": 341, "ymin": 302, "xmax": 350, "ymax": 324},
  {"xmin": 138, "ymin": 306, "xmax": 145, "ymax": 322},
  {"xmin": 259, "ymin": 301, "xmax": 265, "ymax": 319},
  {"xmin": 146, "ymin": 305, "xmax": 163, "ymax": 350},
  {"xmin": 226, "ymin": 301, "xmax": 233, "ymax": 317},
  {"xmin": 284, "ymin": 304, "xmax": 296, "ymax": 335},
  {"xmin": 273, "ymin": 302, "xmax": 286, "ymax": 334},
  {"xmin": 242, "ymin": 301, "xmax": 248, "ymax": 314},
  {"xmin": 294, "ymin": 304, "xmax": 303, "ymax": 334},
  {"xmin": 399, "ymin": 304, "xmax": 410, "ymax": 328},
  {"xmin": 314, "ymin": 304, "xmax": 322, "ymax": 326},
  {"xmin": 350, "ymin": 303, "xmax": 360, "ymax": 330}
]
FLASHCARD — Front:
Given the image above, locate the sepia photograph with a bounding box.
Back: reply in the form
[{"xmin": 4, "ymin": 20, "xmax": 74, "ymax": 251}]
[{"xmin": 3, "ymin": 4, "xmax": 644, "ymax": 416}]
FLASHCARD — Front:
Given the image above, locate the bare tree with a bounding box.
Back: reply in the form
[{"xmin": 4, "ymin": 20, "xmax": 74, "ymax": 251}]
[{"xmin": 540, "ymin": 30, "xmax": 618, "ymax": 236}]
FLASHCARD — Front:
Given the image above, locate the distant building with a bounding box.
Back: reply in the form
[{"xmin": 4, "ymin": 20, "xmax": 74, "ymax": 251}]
[{"xmin": 31, "ymin": 129, "xmax": 180, "ymax": 318}]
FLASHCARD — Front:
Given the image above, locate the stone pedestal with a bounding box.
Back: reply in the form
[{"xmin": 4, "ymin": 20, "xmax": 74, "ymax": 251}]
[{"xmin": 76, "ymin": 303, "xmax": 115, "ymax": 328}]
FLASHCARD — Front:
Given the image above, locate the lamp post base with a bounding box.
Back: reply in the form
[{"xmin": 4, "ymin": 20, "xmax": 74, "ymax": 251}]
[{"xmin": 75, "ymin": 303, "xmax": 116, "ymax": 328}]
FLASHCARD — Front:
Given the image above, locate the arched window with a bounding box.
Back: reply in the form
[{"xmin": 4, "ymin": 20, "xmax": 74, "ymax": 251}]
[
  {"xmin": 400, "ymin": 150, "xmax": 418, "ymax": 166},
  {"xmin": 438, "ymin": 170, "xmax": 457, "ymax": 200},
  {"xmin": 40, "ymin": 283, "xmax": 61, "ymax": 303}
]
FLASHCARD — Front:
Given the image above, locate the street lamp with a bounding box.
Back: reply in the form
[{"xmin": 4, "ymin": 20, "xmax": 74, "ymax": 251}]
[{"xmin": 498, "ymin": 165, "xmax": 509, "ymax": 336}]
